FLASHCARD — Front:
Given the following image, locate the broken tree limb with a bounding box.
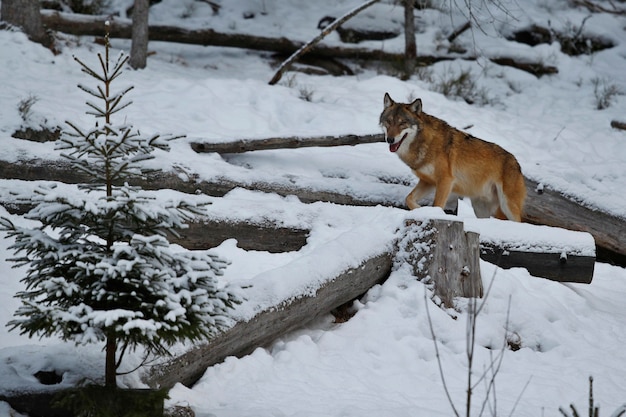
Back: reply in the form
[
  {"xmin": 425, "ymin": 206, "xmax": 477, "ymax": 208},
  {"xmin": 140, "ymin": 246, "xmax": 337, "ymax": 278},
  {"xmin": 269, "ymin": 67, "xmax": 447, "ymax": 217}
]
[
  {"xmin": 447, "ymin": 21, "xmax": 471, "ymax": 43},
  {"xmin": 611, "ymin": 120, "xmax": 626, "ymax": 131},
  {"xmin": 191, "ymin": 133, "xmax": 384, "ymax": 154},
  {"xmin": 490, "ymin": 57, "xmax": 558, "ymax": 77},
  {"xmin": 268, "ymin": 0, "xmax": 381, "ymax": 85}
]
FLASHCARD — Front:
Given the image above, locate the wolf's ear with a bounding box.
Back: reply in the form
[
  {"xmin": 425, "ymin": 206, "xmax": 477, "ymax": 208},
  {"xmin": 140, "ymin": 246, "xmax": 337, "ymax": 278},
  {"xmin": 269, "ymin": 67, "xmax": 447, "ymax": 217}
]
[
  {"xmin": 383, "ymin": 93, "xmax": 394, "ymax": 109},
  {"xmin": 409, "ymin": 98, "xmax": 422, "ymax": 114}
]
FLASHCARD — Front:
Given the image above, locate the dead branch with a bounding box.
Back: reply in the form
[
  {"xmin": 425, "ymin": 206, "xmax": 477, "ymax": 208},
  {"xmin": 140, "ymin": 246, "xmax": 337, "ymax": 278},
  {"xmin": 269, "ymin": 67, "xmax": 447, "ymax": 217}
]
[
  {"xmin": 447, "ymin": 20, "xmax": 471, "ymax": 43},
  {"xmin": 190, "ymin": 133, "xmax": 384, "ymax": 154},
  {"xmin": 268, "ymin": 0, "xmax": 381, "ymax": 85},
  {"xmin": 611, "ymin": 120, "xmax": 626, "ymax": 131},
  {"xmin": 570, "ymin": 0, "xmax": 626, "ymax": 14}
]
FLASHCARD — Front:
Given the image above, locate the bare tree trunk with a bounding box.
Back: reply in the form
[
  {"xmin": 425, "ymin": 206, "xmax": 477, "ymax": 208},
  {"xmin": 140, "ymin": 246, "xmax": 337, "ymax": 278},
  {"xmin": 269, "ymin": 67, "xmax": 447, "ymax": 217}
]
[
  {"xmin": 105, "ymin": 333, "xmax": 117, "ymax": 387},
  {"xmin": 1, "ymin": 0, "xmax": 53, "ymax": 48},
  {"xmin": 403, "ymin": 0, "xmax": 417, "ymax": 79},
  {"xmin": 129, "ymin": 0, "xmax": 149, "ymax": 69}
]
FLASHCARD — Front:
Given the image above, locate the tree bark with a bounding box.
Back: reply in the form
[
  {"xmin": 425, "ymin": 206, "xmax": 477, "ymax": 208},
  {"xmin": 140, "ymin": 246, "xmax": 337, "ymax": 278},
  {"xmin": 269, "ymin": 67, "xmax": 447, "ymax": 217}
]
[
  {"xmin": 403, "ymin": 0, "xmax": 417, "ymax": 78},
  {"xmin": 143, "ymin": 252, "xmax": 394, "ymax": 389},
  {"xmin": 1, "ymin": 0, "xmax": 52, "ymax": 48},
  {"xmin": 129, "ymin": 0, "xmax": 149, "ymax": 69},
  {"xmin": 105, "ymin": 334, "xmax": 117, "ymax": 387}
]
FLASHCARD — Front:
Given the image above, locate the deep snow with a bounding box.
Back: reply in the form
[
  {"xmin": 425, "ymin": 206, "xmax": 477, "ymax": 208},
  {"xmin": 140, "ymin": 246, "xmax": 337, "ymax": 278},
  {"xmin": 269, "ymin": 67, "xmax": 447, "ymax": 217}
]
[{"xmin": 1, "ymin": 0, "xmax": 626, "ymax": 416}]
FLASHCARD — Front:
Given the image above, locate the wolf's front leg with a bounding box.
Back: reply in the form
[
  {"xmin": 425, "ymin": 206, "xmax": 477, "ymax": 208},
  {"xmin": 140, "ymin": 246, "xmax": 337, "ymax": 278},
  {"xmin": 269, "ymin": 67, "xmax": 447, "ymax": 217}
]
[{"xmin": 406, "ymin": 181, "xmax": 434, "ymax": 210}]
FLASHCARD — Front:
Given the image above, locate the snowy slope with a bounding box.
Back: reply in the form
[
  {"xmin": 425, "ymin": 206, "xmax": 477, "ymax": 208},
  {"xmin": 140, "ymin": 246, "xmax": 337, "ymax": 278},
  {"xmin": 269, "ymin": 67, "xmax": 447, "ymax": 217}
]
[{"xmin": 1, "ymin": 0, "xmax": 626, "ymax": 416}]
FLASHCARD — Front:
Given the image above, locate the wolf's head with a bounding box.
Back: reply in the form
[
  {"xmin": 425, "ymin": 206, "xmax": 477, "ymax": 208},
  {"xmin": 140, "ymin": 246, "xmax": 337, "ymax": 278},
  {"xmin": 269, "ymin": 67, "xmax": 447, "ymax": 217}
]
[{"xmin": 379, "ymin": 93, "xmax": 422, "ymax": 153}]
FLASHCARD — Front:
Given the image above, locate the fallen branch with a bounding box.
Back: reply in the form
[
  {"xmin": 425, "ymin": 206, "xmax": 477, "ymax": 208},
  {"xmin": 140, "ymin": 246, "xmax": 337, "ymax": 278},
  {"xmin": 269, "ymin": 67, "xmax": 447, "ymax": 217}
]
[
  {"xmin": 490, "ymin": 57, "xmax": 558, "ymax": 77},
  {"xmin": 269, "ymin": 0, "xmax": 381, "ymax": 85},
  {"xmin": 611, "ymin": 120, "xmax": 626, "ymax": 131},
  {"xmin": 447, "ymin": 21, "xmax": 471, "ymax": 43},
  {"xmin": 191, "ymin": 133, "xmax": 384, "ymax": 153},
  {"xmin": 570, "ymin": 0, "xmax": 626, "ymax": 15}
]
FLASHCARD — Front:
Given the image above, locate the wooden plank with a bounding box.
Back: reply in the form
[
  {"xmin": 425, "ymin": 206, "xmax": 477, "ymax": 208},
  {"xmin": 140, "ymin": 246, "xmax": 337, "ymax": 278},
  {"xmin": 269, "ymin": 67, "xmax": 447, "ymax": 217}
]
[
  {"xmin": 190, "ymin": 133, "xmax": 384, "ymax": 154},
  {"xmin": 143, "ymin": 252, "xmax": 393, "ymax": 389}
]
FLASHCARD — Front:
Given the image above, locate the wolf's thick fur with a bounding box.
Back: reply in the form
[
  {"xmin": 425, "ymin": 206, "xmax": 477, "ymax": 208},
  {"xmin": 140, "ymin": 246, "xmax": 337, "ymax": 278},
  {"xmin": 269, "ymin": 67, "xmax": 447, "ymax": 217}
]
[{"xmin": 380, "ymin": 93, "xmax": 526, "ymax": 221}]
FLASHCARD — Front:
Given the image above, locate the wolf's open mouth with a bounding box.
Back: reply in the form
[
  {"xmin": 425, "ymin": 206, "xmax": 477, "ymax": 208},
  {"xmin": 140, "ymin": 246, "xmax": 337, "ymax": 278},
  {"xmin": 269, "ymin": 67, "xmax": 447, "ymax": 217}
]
[{"xmin": 389, "ymin": 133, "xmax": 407, "ymax": 153}]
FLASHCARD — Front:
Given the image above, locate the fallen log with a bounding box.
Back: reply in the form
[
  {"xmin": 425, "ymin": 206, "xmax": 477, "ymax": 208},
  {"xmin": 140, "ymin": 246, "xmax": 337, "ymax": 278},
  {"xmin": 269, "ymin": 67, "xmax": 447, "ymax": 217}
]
[
  {"xmin": 39, "ymin": 11, "xmax": 409, "ymax": 63},
  {"xmin": 143, "ymin": 248, "xmax": 395, "ymax": 389},
  {"xmin": 0, "ymin": 158, "xmax": 621, "ymax": 265},
  {"xmin": 190, "ymin": 133, "xmax": 384, "ymax": 154},
  {"xmin": 40, "ymin": 11, "xmax": 554, "ymax": 78},
  {"xmin": 268, "ymin": 0, "xmax": 381, "ymax": 85}
]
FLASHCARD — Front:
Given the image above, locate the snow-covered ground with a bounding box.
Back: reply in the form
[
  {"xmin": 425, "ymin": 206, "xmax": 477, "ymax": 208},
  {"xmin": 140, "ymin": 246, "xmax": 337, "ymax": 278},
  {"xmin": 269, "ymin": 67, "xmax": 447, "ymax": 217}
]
[{"xmin": 1, "ymin": 0, "xmax": 626, "ymax": 416}]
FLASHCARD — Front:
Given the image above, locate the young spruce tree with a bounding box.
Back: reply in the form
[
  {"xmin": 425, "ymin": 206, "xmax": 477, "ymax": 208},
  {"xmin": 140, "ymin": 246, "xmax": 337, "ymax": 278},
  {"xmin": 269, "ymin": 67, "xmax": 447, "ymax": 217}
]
[{"xmin": 0, "ymin": 23, "xmax": 241, "ymax": 388}]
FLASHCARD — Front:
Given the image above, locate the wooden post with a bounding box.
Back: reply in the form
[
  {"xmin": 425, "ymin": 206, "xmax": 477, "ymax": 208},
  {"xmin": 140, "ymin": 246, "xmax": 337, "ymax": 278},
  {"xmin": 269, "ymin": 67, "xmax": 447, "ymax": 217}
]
[{"xmin": 398, "ymin": 219, "xmax": 483, "ymax": 308}]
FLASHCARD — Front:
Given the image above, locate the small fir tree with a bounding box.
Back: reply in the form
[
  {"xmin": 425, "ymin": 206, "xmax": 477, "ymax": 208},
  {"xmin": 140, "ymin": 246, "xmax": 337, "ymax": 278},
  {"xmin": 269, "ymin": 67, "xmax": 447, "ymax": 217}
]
[{"xmin": 0, "ymin": 23, "xmax": 241, "ymax": 388}]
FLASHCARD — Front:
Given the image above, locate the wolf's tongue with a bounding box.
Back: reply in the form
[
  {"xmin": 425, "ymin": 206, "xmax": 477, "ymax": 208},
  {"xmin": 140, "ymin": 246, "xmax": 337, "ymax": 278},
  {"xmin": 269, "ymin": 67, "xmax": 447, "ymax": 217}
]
[{"xmin": 389, "ymin": 141, "xmax": 402, "ymax": 153}]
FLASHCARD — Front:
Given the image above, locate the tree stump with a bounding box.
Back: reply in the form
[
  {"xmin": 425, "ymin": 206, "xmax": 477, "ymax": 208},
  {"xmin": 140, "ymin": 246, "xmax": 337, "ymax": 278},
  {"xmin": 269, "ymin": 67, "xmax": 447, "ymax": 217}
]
[{"xmin": 398, "ymin": 219, "xmax": 482, "ymax": 308}]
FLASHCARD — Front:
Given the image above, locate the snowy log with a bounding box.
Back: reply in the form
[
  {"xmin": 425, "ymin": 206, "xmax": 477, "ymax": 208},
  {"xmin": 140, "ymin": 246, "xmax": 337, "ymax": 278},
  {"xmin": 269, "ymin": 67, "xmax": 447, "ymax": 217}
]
[
  {"xmin": 0, "ymin": 158, "xmax": 615, "ymax": 269},
  {"xmin": 169, "ymin": 219, "xmax": 309, "ymax": 253},
  {"xmin": 144, "ymin": 252, "xmax": 394, "ymax": 389}
]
